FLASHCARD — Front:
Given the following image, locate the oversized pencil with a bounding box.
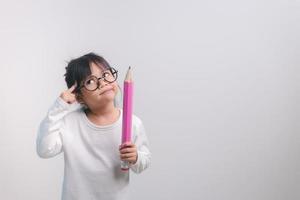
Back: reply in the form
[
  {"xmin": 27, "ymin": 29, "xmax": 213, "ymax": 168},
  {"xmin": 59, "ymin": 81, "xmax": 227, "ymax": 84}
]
[{"xmin": 121, "ymin": 66, "xmax": 133, "ymax": 171}]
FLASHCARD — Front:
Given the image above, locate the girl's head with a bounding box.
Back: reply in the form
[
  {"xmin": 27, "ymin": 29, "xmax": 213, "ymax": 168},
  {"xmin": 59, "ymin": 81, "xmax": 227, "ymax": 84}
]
[{"xmin": 64, "ymin": 52, "xmax": 121, "ymax": 110}]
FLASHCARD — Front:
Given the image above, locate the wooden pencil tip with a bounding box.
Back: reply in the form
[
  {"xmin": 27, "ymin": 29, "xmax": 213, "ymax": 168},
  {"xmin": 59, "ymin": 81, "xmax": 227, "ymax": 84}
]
[{"xmin": 125, "ymin": 66, "xmax": 133, "ymax": 81}]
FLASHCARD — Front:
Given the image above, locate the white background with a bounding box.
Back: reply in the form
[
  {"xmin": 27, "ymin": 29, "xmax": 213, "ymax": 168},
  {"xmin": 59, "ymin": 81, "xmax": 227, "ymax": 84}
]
[{"xmin": 0, "ymin": 0, "xmax": 299, "ymax": 199}]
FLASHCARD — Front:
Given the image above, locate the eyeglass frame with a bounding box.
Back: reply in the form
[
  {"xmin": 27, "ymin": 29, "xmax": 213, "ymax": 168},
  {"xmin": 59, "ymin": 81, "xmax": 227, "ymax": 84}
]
[{"xmin": 76, "ymin": 67, "xmax": 118, "ymax": 92}]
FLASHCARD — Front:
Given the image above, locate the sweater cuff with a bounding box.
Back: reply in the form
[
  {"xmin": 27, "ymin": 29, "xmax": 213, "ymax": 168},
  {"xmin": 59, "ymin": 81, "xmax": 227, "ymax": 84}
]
[
  {"xmin": 56, "ymin": 96, "xmax": 82, "ymax": 111},
  {"xmin": 57, "ymin": 96, "xmax": 72, "ymax": 109},
  {"xmin": 130, "ymin": 151, "xmax": 140, "ymax": 168}
]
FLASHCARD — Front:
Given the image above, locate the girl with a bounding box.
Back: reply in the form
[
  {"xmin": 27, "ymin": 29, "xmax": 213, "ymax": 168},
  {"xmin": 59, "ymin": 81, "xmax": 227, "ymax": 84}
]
[{"xmin": 36, "ymin": 53, "xmax": 151, "ymax": 200}]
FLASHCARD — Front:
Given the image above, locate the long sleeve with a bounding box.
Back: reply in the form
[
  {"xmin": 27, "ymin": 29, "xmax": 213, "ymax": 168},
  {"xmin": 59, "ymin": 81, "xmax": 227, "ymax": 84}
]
[
  {"xmin": 36, "ymin": 97, "xmax": 81, "ymax": 158},
  {"xmin": 130, "ymin": 118, "xmax": 152, "ymax": 174}
]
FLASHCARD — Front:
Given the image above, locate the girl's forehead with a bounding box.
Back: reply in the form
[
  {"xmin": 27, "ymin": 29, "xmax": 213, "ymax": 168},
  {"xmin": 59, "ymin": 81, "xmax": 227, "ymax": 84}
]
[{"xmin": 90, "ymin": 62, "xmax": 107, "ymax": 75}]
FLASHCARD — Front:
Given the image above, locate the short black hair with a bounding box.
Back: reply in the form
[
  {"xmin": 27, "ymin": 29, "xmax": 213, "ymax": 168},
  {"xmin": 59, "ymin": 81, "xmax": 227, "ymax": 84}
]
[{"xmin": 64, "ymin": 52, "xmax": 111, "ymax": 93}]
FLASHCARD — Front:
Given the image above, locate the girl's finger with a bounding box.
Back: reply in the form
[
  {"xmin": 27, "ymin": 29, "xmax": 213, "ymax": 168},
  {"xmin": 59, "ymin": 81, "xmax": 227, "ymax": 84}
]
[
  {"xmin": 70, "ymin": 98, "xmax": 76, "ymax": 103},
  {"xmin": 68, "ymin": 83, "xmax": 77, "ymax": 92},
  {"xmin": 120, "ymin": 143, "xmax": 135, "ymax": 149},
  {"xmin": 120, "ymin": 153, "xmax": 136, "ymax": 159},
  {"xmin": 120, "ymin": 148, "xmax": 136, "ymax": 154}
]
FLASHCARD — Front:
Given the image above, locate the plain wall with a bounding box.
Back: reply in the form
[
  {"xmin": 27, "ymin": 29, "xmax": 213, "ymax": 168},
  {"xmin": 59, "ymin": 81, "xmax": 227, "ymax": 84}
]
[{"xmin": 0, "ymin": 0, "xmax": 299, "ymax": 199}]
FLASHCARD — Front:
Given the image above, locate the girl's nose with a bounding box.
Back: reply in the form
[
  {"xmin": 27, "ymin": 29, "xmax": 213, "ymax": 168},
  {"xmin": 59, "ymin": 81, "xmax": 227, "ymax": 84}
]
[{"xmin": 98, "ymin": 79, "xmax": 108, "ymax": 89}]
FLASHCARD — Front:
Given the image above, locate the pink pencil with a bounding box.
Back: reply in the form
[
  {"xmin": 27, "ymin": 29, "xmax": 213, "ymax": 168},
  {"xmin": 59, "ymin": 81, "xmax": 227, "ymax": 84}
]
[{"xmin": 121, "ymin": 66, "xmax": 133, "ymax": 171}]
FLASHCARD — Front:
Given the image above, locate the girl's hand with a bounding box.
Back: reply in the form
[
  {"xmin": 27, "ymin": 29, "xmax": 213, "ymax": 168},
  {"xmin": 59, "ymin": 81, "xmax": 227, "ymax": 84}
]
[
  {"xmin": 119, "ymin": 142, "xmax": 138, "ymax": 164},
  {"xmin": 60, "ymin": 83, "xmax": 78, "ymax": 104}
]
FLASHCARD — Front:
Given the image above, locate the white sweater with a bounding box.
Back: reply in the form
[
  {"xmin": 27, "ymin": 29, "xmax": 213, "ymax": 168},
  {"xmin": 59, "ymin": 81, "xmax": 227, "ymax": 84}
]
[{"xmin": 36, "ymin": 97, "xmax": 151, "ymax": 200}]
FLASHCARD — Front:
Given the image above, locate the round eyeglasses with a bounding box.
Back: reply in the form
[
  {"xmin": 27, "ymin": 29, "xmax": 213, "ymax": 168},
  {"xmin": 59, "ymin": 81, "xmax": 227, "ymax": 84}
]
[{"xmin": 78, "ymin": 67, "xmax": 118, "ymax": 91}]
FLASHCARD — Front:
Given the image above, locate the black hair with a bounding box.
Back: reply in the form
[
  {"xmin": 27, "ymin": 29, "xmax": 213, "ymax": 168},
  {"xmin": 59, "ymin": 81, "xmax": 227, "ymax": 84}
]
[{"xmin": 64, "ymin": 52, "xmax": 111, "ymax": 93}]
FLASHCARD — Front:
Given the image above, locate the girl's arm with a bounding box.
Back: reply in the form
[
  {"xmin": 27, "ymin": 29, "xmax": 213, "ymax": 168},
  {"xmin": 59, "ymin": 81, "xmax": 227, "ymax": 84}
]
[
  {"xmin": 130, "ymin": 118, "xmax": 152, "ymax": 174},
  {"xmin": 36, "ymin": 97, "xmax": 80, "ymax": 158}
]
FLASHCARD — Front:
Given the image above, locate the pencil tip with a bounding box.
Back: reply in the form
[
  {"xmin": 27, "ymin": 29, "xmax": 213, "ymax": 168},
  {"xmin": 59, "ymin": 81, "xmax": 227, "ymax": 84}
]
[{"xmin": 125, "ymin": 66, "xmax": 133, "ymax": 81}]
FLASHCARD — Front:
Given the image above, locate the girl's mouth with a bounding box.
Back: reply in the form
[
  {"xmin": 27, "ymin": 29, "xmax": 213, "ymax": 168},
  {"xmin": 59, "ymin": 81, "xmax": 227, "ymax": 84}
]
[{"xmin": 99, "ymin": 86, "xmax": 113, "ymax": 95}]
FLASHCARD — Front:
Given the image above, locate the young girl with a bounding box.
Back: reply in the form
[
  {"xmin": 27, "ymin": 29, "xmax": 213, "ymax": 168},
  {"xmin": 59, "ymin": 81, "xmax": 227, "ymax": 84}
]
[{"xmin": 36, "ymin": 53, "xmax": 151, "ymax": 200}]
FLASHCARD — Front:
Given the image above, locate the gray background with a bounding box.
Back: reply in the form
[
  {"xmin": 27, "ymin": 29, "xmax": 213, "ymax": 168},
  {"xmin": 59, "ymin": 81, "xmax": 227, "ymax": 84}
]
[{"xmin": 0, "ymin": 0, "xmax": 299, "ymax": 199}]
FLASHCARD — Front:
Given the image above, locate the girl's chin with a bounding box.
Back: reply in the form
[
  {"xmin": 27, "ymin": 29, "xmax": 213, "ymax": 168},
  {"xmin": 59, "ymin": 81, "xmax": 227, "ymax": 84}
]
[
  {"xmin": 98, "ymin": 91, "xmax": 116, "ymax": 100},
  {"xmin": 100, "ymin": 88, "xmax": 116, "ymax": 95}
]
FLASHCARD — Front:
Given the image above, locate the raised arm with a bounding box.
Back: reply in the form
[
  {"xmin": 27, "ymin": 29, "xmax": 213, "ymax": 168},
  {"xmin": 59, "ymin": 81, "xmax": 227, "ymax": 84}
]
[{"xmin": 36, "ymin": 84, "xmax": 80, "ymax": 158}]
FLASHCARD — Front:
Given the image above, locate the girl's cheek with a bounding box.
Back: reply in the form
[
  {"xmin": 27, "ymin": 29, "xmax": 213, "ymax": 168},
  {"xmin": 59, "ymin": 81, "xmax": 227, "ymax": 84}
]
[{"xmin": 112, "ymin": 84, "xmax": 118, "ymax": 93}]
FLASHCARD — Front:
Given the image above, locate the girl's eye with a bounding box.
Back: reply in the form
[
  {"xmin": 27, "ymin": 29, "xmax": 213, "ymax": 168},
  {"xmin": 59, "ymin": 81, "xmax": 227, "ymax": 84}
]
[
  {"xmin": 103, "ymin": 72, "xmax": 111, "ymax": 77},
  {"xmin": 86, "ymin": 79, "xmax": 95, "ymax": 85}
]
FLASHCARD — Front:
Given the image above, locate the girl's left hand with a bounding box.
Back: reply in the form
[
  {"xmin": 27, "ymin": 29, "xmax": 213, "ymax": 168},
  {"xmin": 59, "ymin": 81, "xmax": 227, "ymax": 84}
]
[{"xmin": 119, "ymin": 142, "xmax": 138, "ymax": 164}]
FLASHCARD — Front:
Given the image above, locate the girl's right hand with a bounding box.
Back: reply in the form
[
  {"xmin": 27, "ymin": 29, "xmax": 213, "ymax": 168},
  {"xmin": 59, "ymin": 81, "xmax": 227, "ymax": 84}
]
[{"xmin": 60, "ymin": 83, "xmax": 78, "ymax": 104}]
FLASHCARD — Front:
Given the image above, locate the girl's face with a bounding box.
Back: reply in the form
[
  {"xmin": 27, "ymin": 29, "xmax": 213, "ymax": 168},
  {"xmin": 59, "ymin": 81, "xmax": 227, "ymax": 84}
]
[{"xmin": 78, "ymin": 62, "xmax": 119, "ymax": 110}]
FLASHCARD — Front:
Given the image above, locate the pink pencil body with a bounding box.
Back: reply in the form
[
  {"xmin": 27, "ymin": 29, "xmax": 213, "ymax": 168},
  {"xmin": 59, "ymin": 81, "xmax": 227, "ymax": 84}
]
[
  {"xmin": 122, "ymin": 81, "xmax": 133, "ymax": 143},
  {"xmin": 121, "ymin": 67, "xmax": 133, "ymax": 171}
]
